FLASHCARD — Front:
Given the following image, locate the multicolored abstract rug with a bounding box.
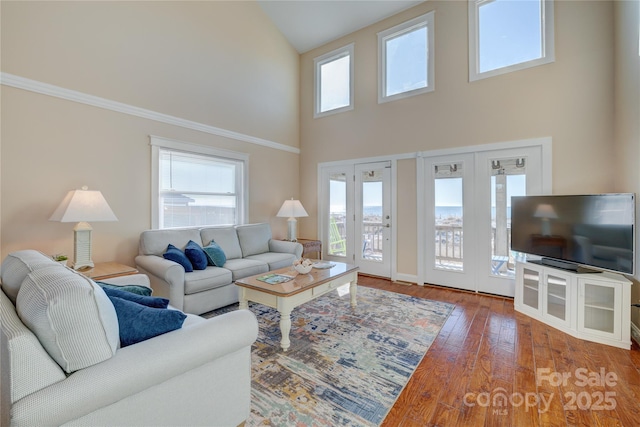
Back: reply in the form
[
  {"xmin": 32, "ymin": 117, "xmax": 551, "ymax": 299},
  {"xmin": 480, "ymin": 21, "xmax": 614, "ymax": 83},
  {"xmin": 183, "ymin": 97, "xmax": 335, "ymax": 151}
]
[{"xmin": 206, "ymin": 286, "xmax": 454, "ymax": 426}]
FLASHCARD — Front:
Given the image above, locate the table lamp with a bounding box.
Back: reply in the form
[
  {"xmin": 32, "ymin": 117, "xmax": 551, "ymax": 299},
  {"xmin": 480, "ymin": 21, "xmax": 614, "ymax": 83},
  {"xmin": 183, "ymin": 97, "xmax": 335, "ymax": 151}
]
[
  {"xmin": 277, "ymin": 198, "xmax": 308, "ymax": 242},
  {"xmin": 534, "ymin": 203, "xmax": 558, "ymax": 236},
  {"xmin": 49, "ymin": 186, "xmax": 118, "ymax": 270}
]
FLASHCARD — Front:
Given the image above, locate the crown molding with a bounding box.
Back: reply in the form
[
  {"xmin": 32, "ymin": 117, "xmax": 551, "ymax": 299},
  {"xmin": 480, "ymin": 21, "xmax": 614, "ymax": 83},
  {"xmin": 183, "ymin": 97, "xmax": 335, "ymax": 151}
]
[{"xmin": 0, "ymin": 72, "xmax": 300, "ymax": 155}]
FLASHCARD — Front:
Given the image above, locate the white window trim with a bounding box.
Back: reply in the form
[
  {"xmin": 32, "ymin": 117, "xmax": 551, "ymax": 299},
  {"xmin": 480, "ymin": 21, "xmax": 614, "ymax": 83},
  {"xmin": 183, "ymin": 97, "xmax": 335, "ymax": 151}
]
[
  {"xmin": 378, "ymin": 11, "xmax": 435, "ymax": 104},
  {"xmin": 149, "ymin": 135, "xmax": 249, "ymax": 229},
  {"xmin": 314, "ymin": 43, "xmax": 354, "ymax": 118},
  {"xmin": 468, "ymin": 0, "xmax": 555, "ymax": 82}
]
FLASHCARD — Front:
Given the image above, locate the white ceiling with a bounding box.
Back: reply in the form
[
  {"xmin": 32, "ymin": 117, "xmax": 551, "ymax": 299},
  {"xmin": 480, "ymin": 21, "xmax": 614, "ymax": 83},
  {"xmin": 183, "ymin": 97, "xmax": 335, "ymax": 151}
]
[{"xmin": 257, "ymin": 0, "xmax": 425, "ymax": 54}]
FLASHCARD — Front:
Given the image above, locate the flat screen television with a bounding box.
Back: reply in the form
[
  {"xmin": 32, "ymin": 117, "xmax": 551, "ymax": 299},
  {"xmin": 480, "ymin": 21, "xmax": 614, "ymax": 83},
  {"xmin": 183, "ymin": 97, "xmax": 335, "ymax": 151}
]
[{"xmin": 510, "ymin": 194, "xmax": 635, "ymax": 275}]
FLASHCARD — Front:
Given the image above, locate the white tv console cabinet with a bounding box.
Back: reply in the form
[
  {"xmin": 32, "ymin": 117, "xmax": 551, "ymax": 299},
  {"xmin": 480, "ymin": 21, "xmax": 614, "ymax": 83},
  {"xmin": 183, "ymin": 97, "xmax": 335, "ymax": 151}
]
[{"xmin": 514, "ymin": 261, "xmax": 632, "ymax": 349}]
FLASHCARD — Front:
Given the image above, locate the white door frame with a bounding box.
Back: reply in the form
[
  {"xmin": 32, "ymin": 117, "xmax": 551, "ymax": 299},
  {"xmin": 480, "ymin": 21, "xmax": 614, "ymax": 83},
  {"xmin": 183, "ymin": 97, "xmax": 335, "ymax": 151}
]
[
  {"xmin": 318, "ymin": 156, "xmax": 399, "ymax": 280},
  {"xmin": 417, "ymin": 137, "xmax": 552, "ymax": 293}
]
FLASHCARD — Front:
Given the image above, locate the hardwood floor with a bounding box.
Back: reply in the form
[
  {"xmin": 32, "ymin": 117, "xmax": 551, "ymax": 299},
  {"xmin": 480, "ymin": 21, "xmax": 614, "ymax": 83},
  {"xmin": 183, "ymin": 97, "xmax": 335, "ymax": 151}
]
[{"xmin": 357, "ymin": 275, "xmax": 640, "ymax": 427}]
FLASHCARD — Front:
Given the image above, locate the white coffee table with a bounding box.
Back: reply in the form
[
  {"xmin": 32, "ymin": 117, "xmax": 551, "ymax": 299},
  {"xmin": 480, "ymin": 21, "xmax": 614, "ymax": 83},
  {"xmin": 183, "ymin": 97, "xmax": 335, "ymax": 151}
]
[{"xmin": 235, "ymin": 261, "xmax": 358, "ymax": 351}]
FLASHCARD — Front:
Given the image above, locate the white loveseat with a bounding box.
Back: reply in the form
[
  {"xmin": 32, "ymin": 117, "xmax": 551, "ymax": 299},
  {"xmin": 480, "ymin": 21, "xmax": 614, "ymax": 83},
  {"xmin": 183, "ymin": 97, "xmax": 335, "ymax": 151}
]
[
  {"xmin": 136, "ymin": 223, "xmax": 303, "ymax": 315},
  {"xmin": 0, "ymin": 250, "xmax": 258, "ymax": 427}
]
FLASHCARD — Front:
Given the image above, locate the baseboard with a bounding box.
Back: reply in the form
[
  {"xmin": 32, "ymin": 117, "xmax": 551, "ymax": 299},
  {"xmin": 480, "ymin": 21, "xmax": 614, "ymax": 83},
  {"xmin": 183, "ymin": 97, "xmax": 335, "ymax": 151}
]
[{"xmin": 631, "ymin": 322, "xmax": 640, "ymax": 347}]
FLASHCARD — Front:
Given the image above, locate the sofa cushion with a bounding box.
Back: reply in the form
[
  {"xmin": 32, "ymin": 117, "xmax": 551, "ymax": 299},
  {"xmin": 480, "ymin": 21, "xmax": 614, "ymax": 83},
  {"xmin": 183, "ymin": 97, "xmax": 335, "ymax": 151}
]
[
  {"xmin": 139, "ymin": 228, "xmax": 202, "ymax": 256},
  {"xmin": 163, "ymin": 244, "xmax": 194, "ymax": 272},
  {"xmin": 101, "ymin": 286, "xmax": 169, "ymax": 308},
  {"xmin": 1, "ymin": 291, "xmax": 66, "ymax": 403},
  {"xmin": 185, "ymin": 240, "xmax": 208, "ymax": 270},
  {"xmin": 200, "ymin": 227, "xmax": 243, "ymax": 260},
  {"xmin": 236, "ymin": 223, "xmax": 271, "ymax": 257},
  {"xmin": 203, "ymin": 241, "xmax": 227, "ymax": 267},
  {"xmin": 107, "ymin": 296, "xmax": 186, "ymax": 347},
  {"xmin": 245, "ymin": 252, "xmax": 298, "ymax": 271},
  {"xmin": 222, "ymin": 258, "xmax": 269, "ymax": 281},
  {"xmin": 183, "ymin": 267, "xmax": 233, "ymax": 295},
  {"xmin": 0, "ymin": 250, "xmax": 56, "ymax": 305},
  {"xmin": 16, "ymin": 266, "xmax": 119, "ymax": 373}
]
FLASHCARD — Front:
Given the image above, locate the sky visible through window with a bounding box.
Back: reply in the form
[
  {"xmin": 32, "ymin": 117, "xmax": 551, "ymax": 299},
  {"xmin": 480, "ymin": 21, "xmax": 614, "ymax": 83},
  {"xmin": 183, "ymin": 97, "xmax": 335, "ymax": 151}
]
[
  {"xmin": 330, "ymin": 175, "xmax": 526, "ymax": 214},
  {"xmin": 320, "ymin": 55, "xmax": 350, "ymax": 112},
  {"xmin": 478, "ymin": 0, "xmax": 543, "ymax": 73},
  {"xmin": 386, "ymin": 25, "xmax": 427, "ymax": 96}
]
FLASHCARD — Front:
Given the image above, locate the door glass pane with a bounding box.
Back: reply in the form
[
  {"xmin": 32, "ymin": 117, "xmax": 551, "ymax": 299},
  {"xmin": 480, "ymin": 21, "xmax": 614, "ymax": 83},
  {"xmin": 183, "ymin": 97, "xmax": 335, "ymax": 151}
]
[
  {"xmin": 361, "ymin": 169, "xmax": 383, "ymax": 262},
  {"xmin": 329, "ymin": 173, "xmax": 347, "ymax": 257},
  {"xmin": 434, "ymin": 164, "xmax": 463, "ymax": 271},
  {"xmin": 490, "ymin": 158, "xmax": 526, "ymax": 277}
]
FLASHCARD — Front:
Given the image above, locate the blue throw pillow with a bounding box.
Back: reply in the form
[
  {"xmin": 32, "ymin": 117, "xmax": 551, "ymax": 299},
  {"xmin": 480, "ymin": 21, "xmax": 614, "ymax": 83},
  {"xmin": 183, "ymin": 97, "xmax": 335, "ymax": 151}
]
[
  {"xmin": 203, "ymin": 241, "xmax": 227, "ymax": 267},
  {"xmin": 96, "ymin": 282, "xmax": 152, "ymax": 296},
  {"xmin": 107, "ymin": 296, "xmax": 186, "ymax": 347},
  {"xmin": 101, "ymin": 286, "xmax": 169, "ymax": 308},
  {"xmin": 184, "ymin": 240, "xmax": 208, "ymax": 270},
  {"xmin": 163, "ymin": 244, "xmax": 193, "ymax": 272}
]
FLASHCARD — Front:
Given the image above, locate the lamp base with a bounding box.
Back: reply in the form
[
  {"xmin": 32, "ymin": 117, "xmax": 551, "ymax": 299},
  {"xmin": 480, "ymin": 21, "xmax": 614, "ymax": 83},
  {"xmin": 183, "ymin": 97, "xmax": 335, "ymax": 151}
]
[
  {"xmin": 287, "ymin": 217, "xmax": 298, "ymax": 242},
  {"xmin": 73, "ymin": 222, "xmax": 94, "ymax": 270}
]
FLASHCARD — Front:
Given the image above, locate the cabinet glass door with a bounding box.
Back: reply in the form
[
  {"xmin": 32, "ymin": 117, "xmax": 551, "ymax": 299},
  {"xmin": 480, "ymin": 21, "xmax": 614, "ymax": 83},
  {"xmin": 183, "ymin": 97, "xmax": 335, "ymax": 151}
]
[
  {"xmin": 546, "ymin": 274, "xmax": 567, "ymax": 322},
  {"xmin": 582, "ymin": 283, "xmax": 616, "ymax": 334},
  {"xmin": 522, "ymin": 267, "xmax": 540, "ymax": 310}
]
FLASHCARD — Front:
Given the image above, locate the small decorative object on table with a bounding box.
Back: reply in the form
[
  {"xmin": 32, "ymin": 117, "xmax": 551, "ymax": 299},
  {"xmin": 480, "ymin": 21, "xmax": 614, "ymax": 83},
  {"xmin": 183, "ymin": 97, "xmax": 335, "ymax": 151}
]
[
  {"xmin": 53, "ymin": 254, "xmax": 68, "ymax": 266},
  {"xmin": 293, "ymin": 258, "xmax": 313, "ymax": 274}
]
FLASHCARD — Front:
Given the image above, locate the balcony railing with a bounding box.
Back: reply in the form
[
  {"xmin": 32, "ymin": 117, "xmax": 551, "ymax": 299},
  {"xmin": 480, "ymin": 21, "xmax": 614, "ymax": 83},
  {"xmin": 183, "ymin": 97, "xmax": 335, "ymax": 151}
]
[{"xmin": 329, "ymin": 215, "xmax": 514, "ymax": 274}]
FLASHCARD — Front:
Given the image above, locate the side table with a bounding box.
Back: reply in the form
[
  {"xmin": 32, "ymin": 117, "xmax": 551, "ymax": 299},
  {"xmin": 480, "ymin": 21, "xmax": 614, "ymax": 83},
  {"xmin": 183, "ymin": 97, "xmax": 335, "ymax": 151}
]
[
  {"xmin": 79, "ymin": 262, "xmax": 139, "ymax": 281},
  {"xmin": 296, "ymin": 238, "xmax": 322, "ymax": 260}
]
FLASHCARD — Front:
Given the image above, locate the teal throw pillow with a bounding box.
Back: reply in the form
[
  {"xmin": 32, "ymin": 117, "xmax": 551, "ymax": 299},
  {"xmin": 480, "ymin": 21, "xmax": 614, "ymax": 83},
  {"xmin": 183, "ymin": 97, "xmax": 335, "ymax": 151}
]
[
  {"xmin": 96, "ymin": 282, "xmax": 152, "ymax": 296},
  {"xmin": 203, "ymin": 241, "xmax": 227, "ymax": 267},
  {"xmin": 163, "ymin": 244, "xmax": 193, "ymax": 272},
  {"xmin": 101, "ymin": 286, "xmax": 168, "ymax": 308},
  {"xmin": 184, "ymin": 240, "xmax": 208, "ymax": 270},
  {"xmin": 107, "ymin": 296, "xmax": 186, "ymax": 347}
]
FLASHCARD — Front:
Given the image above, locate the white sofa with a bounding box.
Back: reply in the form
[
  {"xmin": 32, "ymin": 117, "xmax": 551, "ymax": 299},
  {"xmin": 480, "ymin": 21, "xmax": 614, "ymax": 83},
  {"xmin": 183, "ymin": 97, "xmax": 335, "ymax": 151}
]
[
  {"xmin": 136, "ymin": 223, "xmax": 303, "ymax": 315},
  {"xmin": 1, "ymin": 250, "xmax": 258, "ymax": 427}
]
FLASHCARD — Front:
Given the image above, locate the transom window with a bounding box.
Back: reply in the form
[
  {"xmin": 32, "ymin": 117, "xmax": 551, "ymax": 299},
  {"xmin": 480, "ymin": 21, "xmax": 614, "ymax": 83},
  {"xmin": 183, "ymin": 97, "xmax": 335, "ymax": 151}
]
[
  {"xmin": 378, "ymin": 11, "xmax": 435, "ymax": 103},
  {"xmin": 150, "ymin": 136, "xmax": 247, "ymax": 229},
  {"xmin": 469, "ymin": 0, "xmax": 555, "ymax": 81},
  {"xmin": 314, "ymin": 43, "xmax": 354, "ymax": 118}
]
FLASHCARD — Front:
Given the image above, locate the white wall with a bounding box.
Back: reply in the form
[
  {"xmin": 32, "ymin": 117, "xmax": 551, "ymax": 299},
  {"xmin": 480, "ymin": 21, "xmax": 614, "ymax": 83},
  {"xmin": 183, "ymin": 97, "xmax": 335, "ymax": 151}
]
[
  {"xmin": 1, "ymin": 1, "xmax": 300, "ymax": 264},
  {"xmin": 299, "ymin": 0, "xmax": 617, "ymax": 277}
]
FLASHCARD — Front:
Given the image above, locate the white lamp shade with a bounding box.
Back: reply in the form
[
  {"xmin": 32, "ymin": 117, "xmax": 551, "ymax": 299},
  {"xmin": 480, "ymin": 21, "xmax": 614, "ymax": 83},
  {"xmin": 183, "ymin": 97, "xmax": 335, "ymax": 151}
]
[
  {"xmin": 533, "ymin": 204, "xmax": 558, "ymax": 219},
  {"xmin": 276, "ymin": 198, "xmax": 308, "ymax": 218},
  {"xmin": 49, "ymin": 188, "xmax": 117, "ymax": 222}
]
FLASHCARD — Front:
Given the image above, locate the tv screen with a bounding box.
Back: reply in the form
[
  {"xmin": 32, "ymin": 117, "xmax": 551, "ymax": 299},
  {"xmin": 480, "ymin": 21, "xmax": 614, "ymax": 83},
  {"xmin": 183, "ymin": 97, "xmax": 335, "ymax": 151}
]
[{"xmin": 511, "ymin": 194, "xmax": 635, "ymax": 274}]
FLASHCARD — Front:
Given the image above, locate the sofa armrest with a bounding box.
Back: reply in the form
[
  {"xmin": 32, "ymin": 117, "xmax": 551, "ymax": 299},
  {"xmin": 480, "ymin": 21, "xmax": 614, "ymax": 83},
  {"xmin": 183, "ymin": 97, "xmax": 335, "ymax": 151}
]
[
  {"xmin": 10, "ymin": 310, "xmax": 258, "ymax": 427},
  {"xmin": 135, "ymin": 254, "xmax": 185, "ymax": 309},
  {"xmin": 269, "ymin": 240, "xmax": 303, "ymax": 258}
]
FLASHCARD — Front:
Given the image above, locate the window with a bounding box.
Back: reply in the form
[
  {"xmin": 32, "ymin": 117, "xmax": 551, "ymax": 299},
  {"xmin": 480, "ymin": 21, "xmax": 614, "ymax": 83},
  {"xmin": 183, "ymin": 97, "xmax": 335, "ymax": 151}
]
[
  {"xmin": 469, "ymin": 0, "xmax": 555, "ymax": 81},
  {"xmin": 150, "ymin": 136, "xmax": 248, "ymax": 229},
  {"xmin": 378, "ymin": 12, "xmax": 435, "ymax": 103},
  {"xmin": 314, "ymin": 44, "xmax": 354, "ymax": 118}
]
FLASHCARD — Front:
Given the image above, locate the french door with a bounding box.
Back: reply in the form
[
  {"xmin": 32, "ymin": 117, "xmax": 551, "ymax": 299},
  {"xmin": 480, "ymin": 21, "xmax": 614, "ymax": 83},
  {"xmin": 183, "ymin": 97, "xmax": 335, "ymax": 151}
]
[
  {"xmin": 420, "ymin": 143, "xmax": 549, "ymax": 297},
  {"xmin": 320, "ymin": 161, "xmax": 393, "ymax": 277}
]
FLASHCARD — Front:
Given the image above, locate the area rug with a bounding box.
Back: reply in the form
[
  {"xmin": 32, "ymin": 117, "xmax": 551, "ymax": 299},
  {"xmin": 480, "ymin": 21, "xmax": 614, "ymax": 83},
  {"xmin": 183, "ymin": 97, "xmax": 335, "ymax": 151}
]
[{"xmin": 206, "ymin": 286, "xmax": 454, "ymax": 426}]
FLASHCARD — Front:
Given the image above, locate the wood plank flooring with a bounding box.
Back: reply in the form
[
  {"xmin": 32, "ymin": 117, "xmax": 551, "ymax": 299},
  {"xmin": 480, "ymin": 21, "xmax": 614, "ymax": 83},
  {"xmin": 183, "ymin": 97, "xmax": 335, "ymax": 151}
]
[{"xmin": 357, "ymin": 275, "xmax": 640, "ymax": 427}]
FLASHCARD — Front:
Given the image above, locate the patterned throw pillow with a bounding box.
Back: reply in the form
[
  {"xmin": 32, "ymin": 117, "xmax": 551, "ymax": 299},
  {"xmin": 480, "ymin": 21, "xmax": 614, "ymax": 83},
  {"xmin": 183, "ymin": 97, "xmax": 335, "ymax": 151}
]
[{"xmin": 17, "ymin": 266, "xmax": 119, "ymax": 373}]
